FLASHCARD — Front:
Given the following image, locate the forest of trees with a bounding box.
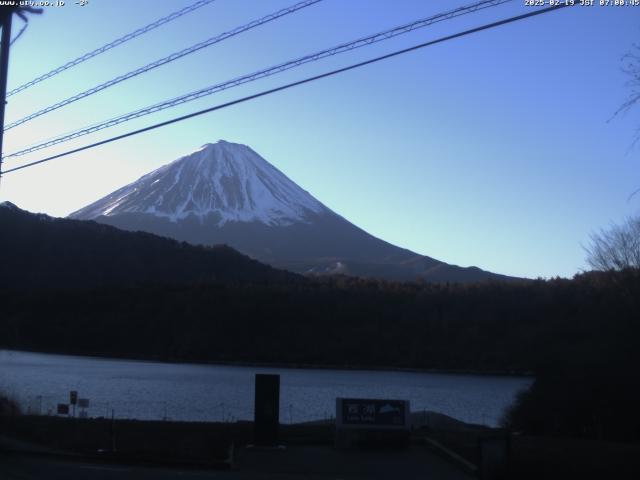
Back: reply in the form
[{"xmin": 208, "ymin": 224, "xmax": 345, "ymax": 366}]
[{"xmin": 0, "ymin": 268, "xmax": 637, "ymax": 372}]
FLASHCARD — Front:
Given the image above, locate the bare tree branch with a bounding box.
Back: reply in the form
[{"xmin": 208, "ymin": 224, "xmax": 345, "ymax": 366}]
[
  {"xmin": 611, "ymin": 43, "xmax": 640, "ymax": 120},
  {"xmin": 585, "ymin": 216, "xmax": 640, "ymax": 270}
]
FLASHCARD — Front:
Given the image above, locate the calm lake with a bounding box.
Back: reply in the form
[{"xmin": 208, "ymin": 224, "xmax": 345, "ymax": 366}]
[{"xmin": 0, "ymin": 350, "xmax": 531, "ymax": 427}]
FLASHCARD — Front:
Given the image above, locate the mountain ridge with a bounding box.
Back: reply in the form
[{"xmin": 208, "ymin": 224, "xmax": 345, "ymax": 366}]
[{"xmin": 69, "ymin": 140, "xmax": 514, "ymax": 283}]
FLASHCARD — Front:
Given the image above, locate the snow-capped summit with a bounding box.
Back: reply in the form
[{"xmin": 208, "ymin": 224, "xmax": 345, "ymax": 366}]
[
  {"xmin": 71, "ymin": 140, "xmax": 326, "ymax": 226},
  {"xmin": 70, "ymin": 141, "xmax": 511, "ymax": 283}
]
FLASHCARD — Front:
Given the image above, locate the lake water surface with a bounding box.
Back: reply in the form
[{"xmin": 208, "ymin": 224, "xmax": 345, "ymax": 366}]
[{"xmin": 0, "ymin": 350, "xmax": 531, "ymax": 426}]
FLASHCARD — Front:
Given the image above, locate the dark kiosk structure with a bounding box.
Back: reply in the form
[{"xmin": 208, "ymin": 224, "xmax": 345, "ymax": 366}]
[{"xmin": 253, "ymin": 374, "xmax": 280, "ymax": 446}]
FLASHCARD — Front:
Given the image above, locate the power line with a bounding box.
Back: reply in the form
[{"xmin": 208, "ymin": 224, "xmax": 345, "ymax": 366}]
[
  {"xmin": 4, "ymin": 0, "xmax": 505, "ymax": 135},
  {"xmin": 3, "ymin": 0, "xmax": 514, "ymax": 159},
  {"xmin": 2, "ymin": 2, "xmax": 574, "ymax": 176},
  {"xmin": 6, "ymin": 0, "xmax": 218, "ymax": 98},
  {"xmin": 4, "ymin": 0, "xmax": 322, "ymax": 131}
]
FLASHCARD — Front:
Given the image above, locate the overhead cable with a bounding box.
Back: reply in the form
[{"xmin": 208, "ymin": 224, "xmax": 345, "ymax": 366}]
[
  {"xmin": 3, "ymin": 0, "xmax": 514, "ymax": 158},
  {"xmin": 2, "ymin": 3, "xmax": 574, "ymax": 176},
  {"xmin": 6, "ymin": 0, "xmax": 219, "ymax": 97}
]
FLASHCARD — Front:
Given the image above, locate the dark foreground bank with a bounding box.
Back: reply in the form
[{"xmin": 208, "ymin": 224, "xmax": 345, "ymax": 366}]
[{"xmin": 2, "ymin": 414, "xmax": 640, "ymax": 478}]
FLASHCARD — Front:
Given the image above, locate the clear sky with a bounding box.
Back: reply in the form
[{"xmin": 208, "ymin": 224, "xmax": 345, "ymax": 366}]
[{"xmin": 1, "ymin": 0, "xmax": 638, "ymax": 279}]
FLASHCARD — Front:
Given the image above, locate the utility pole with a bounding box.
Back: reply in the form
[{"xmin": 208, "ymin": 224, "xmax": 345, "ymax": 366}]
[{"xmin": 0, "ymin": 8, "xmax": 13, "ymax": 180}]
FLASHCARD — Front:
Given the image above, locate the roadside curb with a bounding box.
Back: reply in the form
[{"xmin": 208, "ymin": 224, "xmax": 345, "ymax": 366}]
[{"xmin": 423, "ymin": 436, "xmax": 478, "ymax": 476}]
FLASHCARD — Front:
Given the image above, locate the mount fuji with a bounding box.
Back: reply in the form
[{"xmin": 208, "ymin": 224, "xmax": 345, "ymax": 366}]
[{"xmin": 70, "ymin": 140, "xmax": 509, "ymax": 282}]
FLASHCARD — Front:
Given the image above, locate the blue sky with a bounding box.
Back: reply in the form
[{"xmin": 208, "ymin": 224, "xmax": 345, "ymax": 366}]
[{"xmin": 1, "ymin": 0, "xmax": 638, "ymax": 279}]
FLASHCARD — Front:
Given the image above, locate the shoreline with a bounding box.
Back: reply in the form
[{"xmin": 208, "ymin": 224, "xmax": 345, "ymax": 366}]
[{"xmin": 0, "ymin": 347, "xmax": 534, "ymax": 378}]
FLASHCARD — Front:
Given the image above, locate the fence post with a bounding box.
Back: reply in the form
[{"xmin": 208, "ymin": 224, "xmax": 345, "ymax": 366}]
[{"xmin": 110, "ymin": 408, "xmax": 116, "ymax": 452}]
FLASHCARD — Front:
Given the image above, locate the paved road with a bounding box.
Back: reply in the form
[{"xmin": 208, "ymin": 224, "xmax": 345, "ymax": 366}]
[
  {"xmin": 0, "ymin": 452, "xmax": 231, "ymax": 480},
  {"xmin": 0, "ymin": 446, "xmax": 473, "ymax": 480}
]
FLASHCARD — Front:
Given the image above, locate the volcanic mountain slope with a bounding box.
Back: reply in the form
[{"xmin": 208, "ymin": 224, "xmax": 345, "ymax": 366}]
[{"xmin": 70, "ymin": 140, "xmax": 511, "ymax": 283}]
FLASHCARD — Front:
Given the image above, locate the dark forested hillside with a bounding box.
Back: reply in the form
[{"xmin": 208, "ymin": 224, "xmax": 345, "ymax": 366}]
[
  {"xmin": 1, "ymin": 267, "xmax": 638, "ymax": 375},
  {"xmin": 0, "ymin": 202, "xmax": 298, "ymax": 289}
]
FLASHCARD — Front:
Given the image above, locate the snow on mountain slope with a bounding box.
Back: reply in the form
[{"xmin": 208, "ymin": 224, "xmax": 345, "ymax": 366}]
[{"xmin": 70, "ymin": 140, "xmax": 326, "ymax": 226}]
